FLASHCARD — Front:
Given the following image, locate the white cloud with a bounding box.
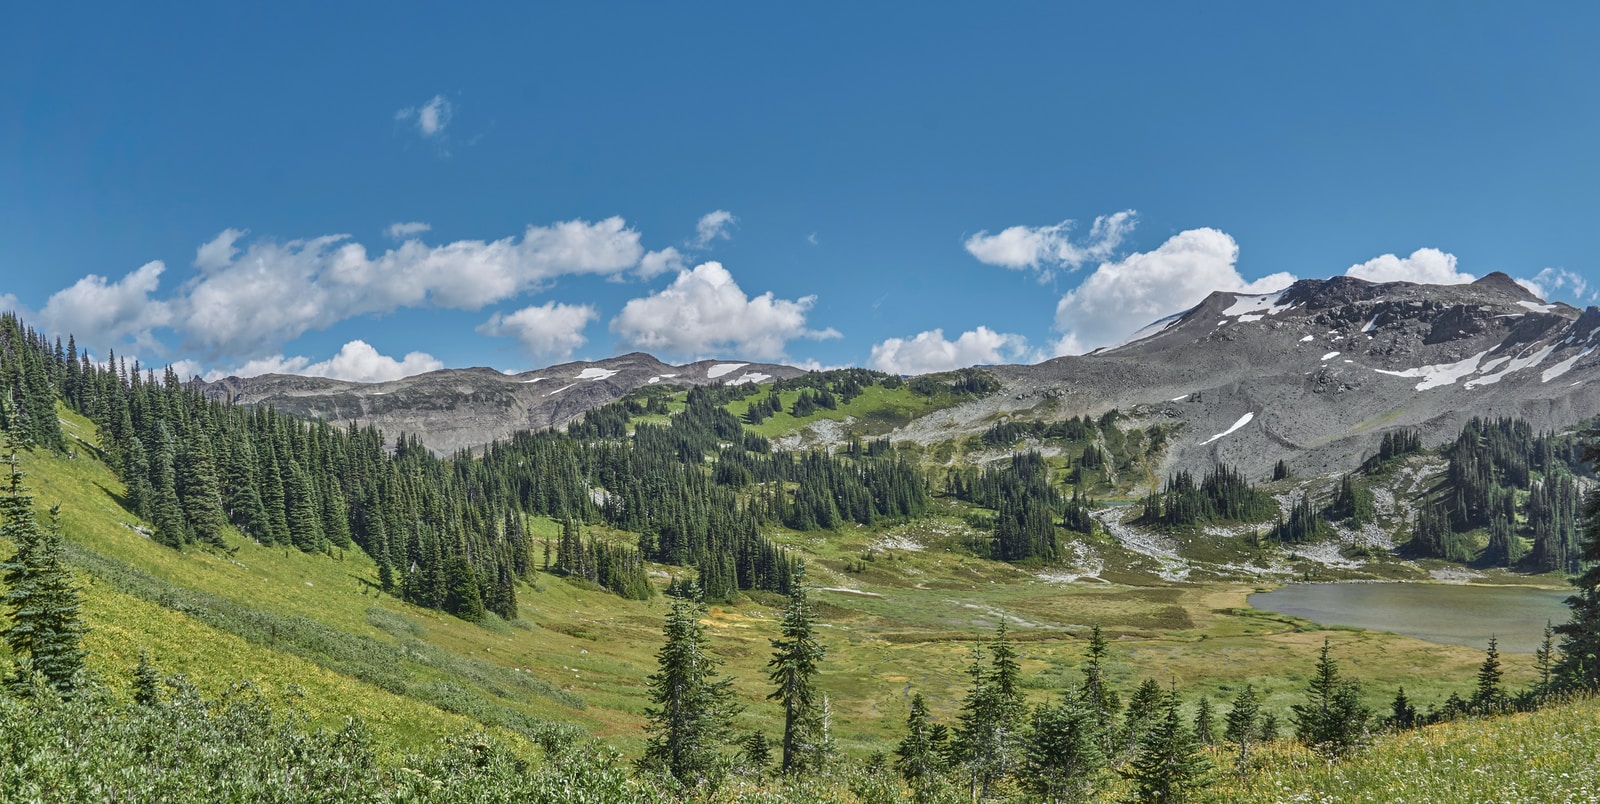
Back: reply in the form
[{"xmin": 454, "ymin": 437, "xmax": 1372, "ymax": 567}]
[
  {"xmin": 610, "ymin": 261, "xmax": 840, "ymax": 359},
  {"xmin": 39, "ymin": 261, "xmax": 173, "ymax": 351},
  {"xmin": 205, "ymin": 340, "xmax": 443, "ymax": 384},
  {"xmin": 965, "ymin": 210, "xmax": 1137, "ymax": 279},
  {"xmin": 693, "ymin": 210, "xmax": 736, "ymax": 248},
  {"xmin": 179, "ymin": 217, "xmax": 645, "ymax": 358},
  {"xmin": 1053, "ymin": 228, "xmax": 1295, "ymax": 355},
  {"xmin": 1515, "ymin": 267, "xmax": 1590, "ymax": 302},
  {"xmin": 396, "ymin": 95, "xmax": 452, "ymax": 138},
  {"xmin": 386, "ymin": 221, "xmax": 432, "ymax": 240},
  {"xmin": 637, "ymin": 246, "xmax": 686, "ymax": 280},
  {"xmin": 0, "ymin": 293, "xmax": 20, "ymax": 315},
  {"xmin": 477, "ymin": 301, "xmax": 599, "ymax": 360},
  {"xmin": 806, "ymin": 233, "xmax": 819, "ymax": 246},
  {"xmin": 1346, "ymin": 248, "xmax": 1472, "ymax": 285},
  {"xmin": 868, "ymin": 327, "xmax": 1029, "ymax": 375},
  {"xmin": 195, "ymin": 228, "xmax": 246, "ymax": 271}
]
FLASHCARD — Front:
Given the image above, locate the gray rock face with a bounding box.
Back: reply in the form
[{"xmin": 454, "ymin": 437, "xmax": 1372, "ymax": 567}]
[
  {"xmin": 911, "ymin": 273, "xmax": 1600, "ymax": 479},
  {"xmin": 194, "ymin": 353, "xmax": 805, "ymax": 454}
]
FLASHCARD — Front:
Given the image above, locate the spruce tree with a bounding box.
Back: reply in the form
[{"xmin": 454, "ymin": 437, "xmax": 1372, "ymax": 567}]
[
  {"xmin": 132, "ymin": 649, "xmax": 162, "ymax": 706},
  {"xmin": 641, "ymin": 589, "xmax": 739, "ymax": 788},
  {"xmin": 1532, "ymin": 621, "xmax": 1556, "ymax": 704},
  {"xmin": 1121, "ymin": 686, "xmax": 1212, "ymax": 803},
  {"xmin": 1222, "ymin": 684, "xmax": 1260, "ymax": 775},
  {"xmin": 1471, "ymin": 636, "xmax": 1505, "ymax": 713},
  {"xmin": 741, "ymin": 731, "xmax": 772, "ymax": 784},
  {"xmin": 1555, "ymin": 445, "xmax": 1600, "ymax": 689},
  {"xmin": 1025, "ymin": 697, "xmax": 1104, "ymax": 803},
  {"xmin": 1122, "ymin": 679, "xmax": 1165, "ymax": 759},
  {"xmin": 1292, "ymin": 640, "xmax": 1369, "ymax": 757},
  {"xmin": 0, "ymin": 451, "xmax": 86, "ymax": 695},
  {"xmin": 1387, "ymin": 687, "xmax": 1417, "ymax": 731},
  {"xmin": 896, "ymin": 693, "xmax": 946, "ymax": 798},
  {"xmin": 767, "ymin": 570, "xmax": 826, "ymax": 775},
  {"xmin": 1079, "ymin": 624, "xmax": 1121, "ymax": 757}
]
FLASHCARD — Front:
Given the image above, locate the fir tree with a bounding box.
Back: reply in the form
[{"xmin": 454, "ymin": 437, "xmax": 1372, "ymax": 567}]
[
  {"xmin": 896, "ymin": 693, "xmax": 946, "ymax": 798},
  {"xmin": 1222, "ymin": 685, "xmax": 1260, "ymax": 776},
  {"xmin": 641, "ymin": 589, "xmax": 740, "ymax": 788},
  {"xmin": 1025, "ymin": 697, "xmax": 1104, "ymax": 804},
  {"xmin": 1387, "ymin": 687, "xmax": 1417, "ymax": 731},
  {"xmin": 741, "ymin": 731, "xmax": 772, "ymax": 784},
  {"xmin": 1122, "ymin": 679, "xmax": 1165, "ymax": 760},
  {"xmin": 767, "ymin": 570, "xmax": 826, "ymax": 775},
  {"xmin": 1555, "ymin": 440, "xmax": 1600, "ymax": 689},
  {"xmin": 1471, "ymin": 637, "xmax": 1505, "ymax": 713},
  {"xmin": 1192, "ymin": 696, "xmax": 1216, "ymax": 746},
  {"xmin": 1079, "ymin": 624, "xmax": 1121, "ymax": 757},
  {"xmin": 132, "ymin": 649, "xmax": 162, "ymax": 707},
  {"xmin": 1291, "ymin": 639, "xmax": 1368, "ymax": 757},
  {"xmin": 1121, "ymin": 686, "xmax": 1212, "ymax": 803},
  {"xmin": 0, "ymin": 451, "xmax": 86, "ymax": 695},
  {"xmin": 1532, "ymin": 621, "xmax": 1556, "ymax": 705}
]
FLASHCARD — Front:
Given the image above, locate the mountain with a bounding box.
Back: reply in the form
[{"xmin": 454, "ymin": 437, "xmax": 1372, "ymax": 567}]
[
  {"xmin": 898, "ymin": 272, "xmax": 1600, "ymax": 478},
  {"xmin": 195, "ymin": 352, "xmax": 808, "ymax": 455}
]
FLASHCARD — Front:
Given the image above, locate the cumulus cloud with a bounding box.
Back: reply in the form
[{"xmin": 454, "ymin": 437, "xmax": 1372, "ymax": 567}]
[
  {"xmin": 477, "ymin": 301, "xmax": 599, "ymax": 360},
  {"xmin": 396, "ymin": 95, "xmax": 452, "ymax": 138},
  {"xmin": 179, "ymin": 217, "xmax": 645, "ymax": 358},
  {"xmin": 205, "ymin": 340, "xmax": 443, "ymax": 384},
  {"xmin": 965, "ymin": 210, "xmax": 1137, "ymax": 279},
  {"xmin": 1053, "ymin": 228, "xmax": 1295, "ymax": 355},
  {"xmin": 39, "ymin": 261, "xmax": 173, "ymax": 351},
  {"xmin": 868, "ymin": 327, "xmax": 1030, "ymax": 375},
  {"xmin": 637, "ymin": 246, "xmax": 686, "ymax": 280},
  {"xmin": 693, "ymin": 210, "xmax": 736, "ymax": 248},
  {"xmin": 1346, "ymin": 248, "xmax": 1472, "ymax": 285},
  {"xmin": 1515, "ymin": 267, "xmax": 1591, "ymax": 302},
  {"xmin": 386, "ymin": 221, "xmax": 432, "ymax": 240},
  {"xmin": 195, "ymin": 228, "xmax": 246, "ymax": 271},
  {"xmin": 610, "ymin": 261, "xmax": 840, "ymax": 359}
]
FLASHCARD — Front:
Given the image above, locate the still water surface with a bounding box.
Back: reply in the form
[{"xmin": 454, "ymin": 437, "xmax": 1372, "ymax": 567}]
[{"xmin": 1248, "ymin": 582, "xmax": 1570, "ymax": 653}]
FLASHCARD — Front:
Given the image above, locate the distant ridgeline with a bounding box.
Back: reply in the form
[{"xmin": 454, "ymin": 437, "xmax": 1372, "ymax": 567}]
[{"xmin": 0, "ymin": 314, "xmax": 959, "ymax": 618}]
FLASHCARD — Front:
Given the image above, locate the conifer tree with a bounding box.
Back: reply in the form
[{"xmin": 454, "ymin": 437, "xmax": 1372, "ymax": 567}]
[
  {"xmin": 0, "ymin": 451, "xmax": 86, "ymax": 695},
  {"xmin": 1387, "ymin": 687, "xmax": 1417, "ymax": 731},
  {"xmin": 1121, "ymin": 686, "xmax": 1212, "ymax": 803},
  {"xmin": 896, "ymin": 693, "xmax": 946, "ymax": 798},
  {"xmin": 1532, "ymin": 621, "xmax": 1556, "ymax": 704},
  {"xmin": 132, "ymin": 649, "xmax": 162, "ymax": 706},
  {"xmin": 1472, "ymin": 637, "xmax": 1505, "ymax": 713},
  {"xmin": 1556, "ymin": 441, "xmax": 1600, "ymax": 689},
  {"xmin": 767, "ymin": 569, "xmax": 826, "ymax": 775},
  {"xmin": 1291, "ymin": 640, "xmax": 1368, "ymax": 757},
  {"xmin": 1025, "ymin": 697, "xmax": 1104, "ymax": 803},
  {"xmin": 1079, "ymin": 624, "xmax": 1121, "ymax": 757},
  {"xmin": 1222, "ymin": 684, "xmax": 1260, "ymax": 775},
  {"xmin": 1192, "ymin": 696, "xmax": 1216, "ymax": 746},
  {"xmin": 741, "ymin": 731, "xmax": 772, "ymax": 784},
  {"xmin": 1122, "ymin": 679, "xmax": 1165, "ymax": 759},
  {"xmin": 641, "ymin": 589, "xmax": 740, "ymax": 788}
]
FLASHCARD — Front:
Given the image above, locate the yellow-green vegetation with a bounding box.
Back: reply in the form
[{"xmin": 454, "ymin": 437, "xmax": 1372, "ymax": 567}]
[
  {"xmin": 727, "ymin": 383, "xmax": 958, "ymax": 440},
  {"xmin": 4, "ymin": 405, "xmax": 1590, "ymax": 801}
]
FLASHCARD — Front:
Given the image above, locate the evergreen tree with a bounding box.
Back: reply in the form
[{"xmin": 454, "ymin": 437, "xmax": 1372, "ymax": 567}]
[
  {"xmin": 1291, "ymin": 640, "xmax": 1368, "ymax": 757},
  {"xmin": 767, "ymin": 571, "xmax": 826, "ymax": 775},
  {"xmin": 641, "ymin": 590, "xmax": 740, "ymax": 788},
  {"xmin": 132, "ymin": 649, "xmax": 162, "ymax": 707},
  {"xmin": 1556, "ymin": 440, "xmax": 1600, "ymax": 689},
  {"xmin": 1122, "ymin": 679, "xmax": 1165, "ymax": 760},
  {"xmin": 1387, "ymin": 687, "xmax": 1417, "ymax": 731},
  {"xmin": 1025, "ymin": 697, "xmax": 1104, "ymax": 804},
  {"xmin": 896, "ymin": 693, "xmax": 946, "ymax": 799},
  {"xmin": 1471, "ymin": 637, "xmax": 1505, "ymax": 713},
  {"xmin": 1121, "ymin": 686, "xmax": 1212, "ymax": 803},
  {"xmin": 1532, "ymin": 621, "xmax": 1556, "ymax": 705},
  {"xmin": 1079, "ymin": 624, "xmax": 1121, "ymax": 757},
  {"xmin": 1191, "ymin": 696, "xmax": 1216, "ymax": 746},
  {"xmin": 741, "ymin": 731, "xmax": 772, "ymax": 784},
  {"xmin": 1222, "ymin": 685, "xmax": 1260, "ymax": 775},
  {"xmin": 0, "ymin": 451, "xmax": 86, "ymax": 695}
]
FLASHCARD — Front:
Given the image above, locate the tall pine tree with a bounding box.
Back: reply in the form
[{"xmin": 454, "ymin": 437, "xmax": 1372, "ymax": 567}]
[{"xmin": 767, "ymin": 569, "xmax": 826, "ymax": 775}]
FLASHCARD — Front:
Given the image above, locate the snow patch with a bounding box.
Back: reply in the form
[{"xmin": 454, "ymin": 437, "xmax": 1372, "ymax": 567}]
[
  {"xmin": 646, "ymin": 376, "xmax": 661, "ymax": 384},
  {"xmin": 1170, "ymin": 394, "xmax": 1189, "ymax": 402},
  {"xmin": 1299, "ymin": 335, "xmax": 1315, "ymax": 342},
  {"xmin": 1200, "ymin": 412, "xmax": 1255, "ymax": 445},
  {"xmin": 1320, "ymin": 351, "xmax": 1340, "ymax": 361},
  {"xmin": 545, "ymin": 383, "xmax": 578, "ymax": 396},
  {"xmin": 1237, "ymin": 314, "xmax": 1264, "ymax": 323},
  {"xmin": 576, "ymin": 367, "xmax": 618, "ymax": 381},
  {"xmin": 1374, "ymin": 351, "xmax": 1488, "ymax": 391},
  {"xmin": 1223, "ymin": 291, "xmax": 1289, "ymax": 317},
  {"xmin": 707, "ymin": 363, "xmax": 747, "ymax": 379},
  {"xmin": 1518, "ymin": 300, "xmax": 1558, "ymax": 313},
  {"xmin": 1464, "ymin": 344, "xmax": 1556, "ymax": 388},
  {"xmin": 1542, "ymin": 347, "xmax": 1595, "ymax": 383},
  {"xmin": 725, "ymin": 371, "xmax": 772, "ymax": 386},
  {"xmin": 1362, "ymin": 315, "xmax": 1379, "ymax": 333},
  {"xmin": 520, "ymin": 377, "xmax": 545, "ymax": 383}
]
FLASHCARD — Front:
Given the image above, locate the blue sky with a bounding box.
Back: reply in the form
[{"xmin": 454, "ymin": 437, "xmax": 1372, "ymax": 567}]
[{"xmin": 4, "ymin": 3, "xmax": 1598, "ymax": 380}]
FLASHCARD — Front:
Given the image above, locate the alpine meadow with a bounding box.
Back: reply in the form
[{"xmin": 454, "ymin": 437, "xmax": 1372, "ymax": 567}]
[{"xmin": 7, "ymin": 5, "xmax": 1600, "ymax": 802}]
